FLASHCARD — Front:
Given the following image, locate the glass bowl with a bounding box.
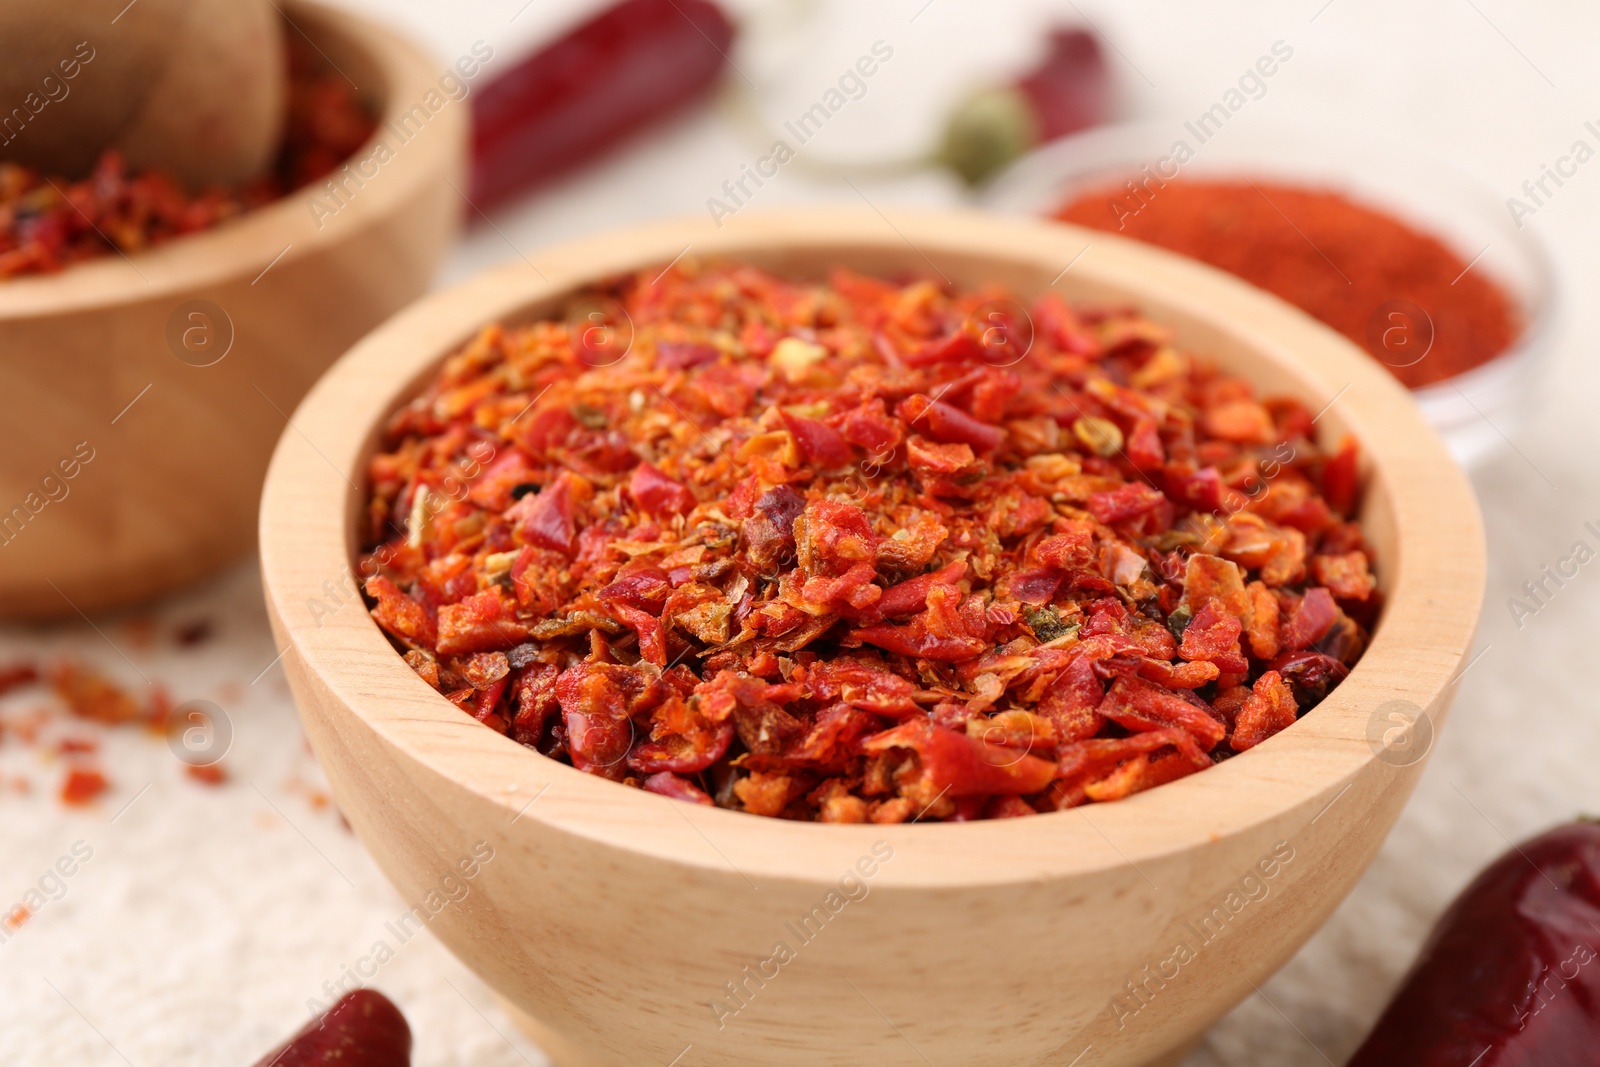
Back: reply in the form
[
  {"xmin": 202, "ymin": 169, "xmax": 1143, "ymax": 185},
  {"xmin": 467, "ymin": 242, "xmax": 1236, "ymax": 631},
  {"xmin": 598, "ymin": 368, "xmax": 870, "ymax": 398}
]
[{"xmin": 980, "ymin": 120, "xmax": 1560, "ymax": 469}]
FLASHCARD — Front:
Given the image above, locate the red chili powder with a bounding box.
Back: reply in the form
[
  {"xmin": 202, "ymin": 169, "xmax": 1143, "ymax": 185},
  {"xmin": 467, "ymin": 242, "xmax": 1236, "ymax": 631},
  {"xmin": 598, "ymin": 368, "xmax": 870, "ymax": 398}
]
[{"xmin": 1056, "ymin": 179, "xmax": 1520, "ymax": 389}]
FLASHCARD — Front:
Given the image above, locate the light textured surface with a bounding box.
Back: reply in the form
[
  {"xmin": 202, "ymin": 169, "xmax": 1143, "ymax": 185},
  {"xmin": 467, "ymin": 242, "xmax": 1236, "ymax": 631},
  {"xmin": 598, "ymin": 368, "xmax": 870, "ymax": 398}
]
[{"xmin": 1, "ymin": 0, "xmax": 1594, "ymax": 1064}]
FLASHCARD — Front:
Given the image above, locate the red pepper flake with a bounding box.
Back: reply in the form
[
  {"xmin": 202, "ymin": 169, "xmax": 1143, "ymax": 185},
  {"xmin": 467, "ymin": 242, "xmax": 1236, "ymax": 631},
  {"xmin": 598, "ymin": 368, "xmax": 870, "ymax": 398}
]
[
  {"xmin": 185, "ymin": 763, "xmax": 229, "ymax": 787},
  {"xmin": 3, "ymin": 904, "xmax": 31, "ymax": 932},
  {"xmin": 1321, "ymin": 435, "xmax": 1361, "ymax": 516},
  {"xmin": 1177, "ymin": 600, "xmax": 1248, "ymax": 674},
  {"xmin": 174, "ymin": 619, "xmax": 216, "ymax": 647},
  {"xmin": 1230, "ymin": 670, "xmax": 1299, "ymax": 751},
  {"xmin": 1282, "ymin": 588, "xmax": 1340, "ymax": 652},
  {"xmin": 1087, "ymin": 482, "xmax": 1166, "ymax": 524},
  {"xmin": 361, "ymin": 259, "xmax": 1374, "ymax": 820},
  {"xmin": 48, "ymin": 661, "xmax": 143, "ymax": 725},
  {"xmin": 0, "ymin": 662, "xmax": 39, "ymax": 697},
  {"xmin": 862, "ymin": 717, "xmax": 1057, "ymax": 800},
  {"xmin": 1, "ymin": 659, "xmax": 209, "ymax": 807},
  {"xmin": 60, "ymin": 768, "xmax": 109, "ymax": 806},
  {"xmin": 0, "ymin": 37, "xmax": 377, "ymax": 281},
  {"xmin": 143, "ymin": 685, "xmax": 175, "ymax": 736},
  {"xmin": 628, "ymin": 462, "xmax": 695, "ymax": 516},
  {"xmin": 642, "ymin": 771, "xmax": 714, "ymax": 805}
]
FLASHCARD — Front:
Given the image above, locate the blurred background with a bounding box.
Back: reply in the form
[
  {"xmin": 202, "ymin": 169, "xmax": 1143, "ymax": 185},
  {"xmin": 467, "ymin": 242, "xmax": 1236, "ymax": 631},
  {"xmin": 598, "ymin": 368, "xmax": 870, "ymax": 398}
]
[{"xmin": 2, "ymin": 0, "xmax": 1596, "ymax": 1063}]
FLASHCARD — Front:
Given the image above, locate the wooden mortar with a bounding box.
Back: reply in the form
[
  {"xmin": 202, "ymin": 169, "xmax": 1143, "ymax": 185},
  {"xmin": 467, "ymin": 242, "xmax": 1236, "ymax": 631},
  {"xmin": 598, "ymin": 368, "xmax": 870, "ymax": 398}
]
[
  {"xmin": 0, "ymin": 0, "xmax": 285, "ymax": 187},
  {"xmin": 0, "ymin": 0, "xmax": 465, "ymax": 620}
]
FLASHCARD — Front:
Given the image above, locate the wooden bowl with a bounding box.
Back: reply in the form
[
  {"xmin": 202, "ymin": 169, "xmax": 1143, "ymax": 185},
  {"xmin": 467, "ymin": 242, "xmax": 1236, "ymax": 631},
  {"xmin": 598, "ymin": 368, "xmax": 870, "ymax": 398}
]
[
  {"xmin": 0, "ymin": 0, "xmax": 464, "ymax": 620},
  {"xmin": 259, "ymin": 210, "xmax": 1484, "ymax": 1067}
]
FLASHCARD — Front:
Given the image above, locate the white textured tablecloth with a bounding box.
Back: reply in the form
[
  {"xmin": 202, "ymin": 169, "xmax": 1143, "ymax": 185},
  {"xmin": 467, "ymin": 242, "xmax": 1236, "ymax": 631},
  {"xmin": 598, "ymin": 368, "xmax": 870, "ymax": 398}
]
[{"xmin": 3, "ymin": 1, "xmax": 1596, "ymax": 1063}]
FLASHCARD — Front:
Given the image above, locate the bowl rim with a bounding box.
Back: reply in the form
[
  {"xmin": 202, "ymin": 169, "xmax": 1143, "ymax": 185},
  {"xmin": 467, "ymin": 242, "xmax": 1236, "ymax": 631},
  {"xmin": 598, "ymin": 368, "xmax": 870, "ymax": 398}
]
[
  {"xmin": 980, "ymin": 117, "xmax": 1564, "ymax": 405},
  {"xmin": 0, "ymin": 0, "xmax": 453, "ymax": 319},
  {"xmin": 259, "ymin": 208, "xmax": 1485, "ymax": 889}
]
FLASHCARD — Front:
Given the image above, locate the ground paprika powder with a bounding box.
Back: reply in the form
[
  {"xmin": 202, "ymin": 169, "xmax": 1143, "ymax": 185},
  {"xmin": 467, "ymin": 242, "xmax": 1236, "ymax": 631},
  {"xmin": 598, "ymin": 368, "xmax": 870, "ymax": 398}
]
[{"xmin": 1057, "ymin": 179, "xmax": 1520, "ymax": 389}]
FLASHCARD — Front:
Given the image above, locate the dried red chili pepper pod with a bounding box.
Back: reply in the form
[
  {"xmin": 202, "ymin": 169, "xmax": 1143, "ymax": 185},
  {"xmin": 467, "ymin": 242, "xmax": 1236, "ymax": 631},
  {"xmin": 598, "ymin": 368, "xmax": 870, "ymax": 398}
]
[
  {"xmin": 251, "ymin": 988, "xmax": 412, "ymax": 1067},
  {"xmin": 940, "ymin": 27, "xmax": 1109, "ymax": 184},
  {"xmin": 470, "ymin": 0, "xmax": 734, "ymax": 207},
  {"xmin": 1347, "ymin": 820, "xmax": 1600, "ymax": 1067}
]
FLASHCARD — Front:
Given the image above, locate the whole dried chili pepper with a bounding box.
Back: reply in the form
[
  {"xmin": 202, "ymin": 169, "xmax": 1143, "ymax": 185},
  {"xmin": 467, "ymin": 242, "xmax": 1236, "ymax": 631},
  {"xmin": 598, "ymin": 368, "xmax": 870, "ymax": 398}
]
[
  {"xmin": 941, "ymin": 28, "xmax": 1110, "ymax": 185},
  {"xmin": 1348, "ymin": 820, "xmax": 1600, "ymax": 1067},
  {"xmin": 251, "ymin": 989, "xmax": 412, "ymax": 1067},
  {"xmin": 470, "ymin": 0, "xmax": 734, "ymax": 207}
]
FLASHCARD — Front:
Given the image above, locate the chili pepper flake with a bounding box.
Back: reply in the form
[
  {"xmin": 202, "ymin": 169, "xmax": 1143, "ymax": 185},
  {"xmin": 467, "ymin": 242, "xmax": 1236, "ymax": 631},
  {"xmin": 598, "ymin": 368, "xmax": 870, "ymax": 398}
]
[
  {"xmin": 0, "ymin": 38, "xmax": 375, "ymax": 280},
  {"xmin": 174, "ymin": 619, "xmax": 216, "ymax": 647},
  {"xmin": 0, "ymin": 663, "xmax": 40, "ymax": 696},
  {"xmin": 185, "ymin": 763, "xmax": 229, "ymax": 787},
  {"xmin": 362, "ymin": 259, "xmax": 1375, "ymax": 821},
  {"xmin": 60, "ymin": 767, "xmax": 109, "ymax": 807},
  {"xmin": 47, "ymin": 660, "xmax": 146, "ymax": 726},
  {"xmin": 2, "ymin": 658, "xmax": 234, "ymax": 806}
]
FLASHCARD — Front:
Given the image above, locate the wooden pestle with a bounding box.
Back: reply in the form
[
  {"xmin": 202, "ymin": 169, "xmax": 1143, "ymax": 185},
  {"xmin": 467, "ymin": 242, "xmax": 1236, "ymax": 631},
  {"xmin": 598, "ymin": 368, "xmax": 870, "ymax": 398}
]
[{"xmin": 0, "ymin": 0, "xmax": 286, "ymax": 187}]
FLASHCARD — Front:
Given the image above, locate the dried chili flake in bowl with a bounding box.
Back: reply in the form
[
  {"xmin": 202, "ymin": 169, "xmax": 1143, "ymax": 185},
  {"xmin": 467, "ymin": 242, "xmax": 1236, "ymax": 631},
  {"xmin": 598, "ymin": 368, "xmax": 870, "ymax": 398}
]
[
  {"xmin": 60, "ymin": 767, "xmax": 110, "ymax": 807},
  {"xmin": 0, "ymin": 37, "xmax": 375, "ymax": 281},
  {"xmin": 361, "ymin": 260, "xmax": 1377, "ymax": 822}
]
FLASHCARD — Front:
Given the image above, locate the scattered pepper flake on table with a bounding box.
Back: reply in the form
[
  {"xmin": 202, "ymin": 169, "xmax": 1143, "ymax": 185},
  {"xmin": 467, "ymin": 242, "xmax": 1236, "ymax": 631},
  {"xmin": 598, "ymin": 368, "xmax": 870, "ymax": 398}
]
[
  {"xmin": 1056, "ymin": 179, "xmax": 1520, "ymax": 389},
  {"xmin": 48, "ymin": 660, "xmax": 148, "ymax": 725},
  {"xmin": 186, "ymin": 763, "xmax": 229, "ymax": 787},
  {"xmin": 362, "ymin": 259, "xmax": 1378, "ymax": 822},
  {"xmin": 174, "ymin": 618, "xmax": 216, "ymax": 647},
  {"xmin": 1, "ymin": 657, "xmax": 232, "ymax": 805},
  {"xmin": 59, "ymin": 767, "xmax": 109, "ymax": 807},
  {"xmin": 0, "ymin": 662, "xmax": 39, "ymax": 697}
]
